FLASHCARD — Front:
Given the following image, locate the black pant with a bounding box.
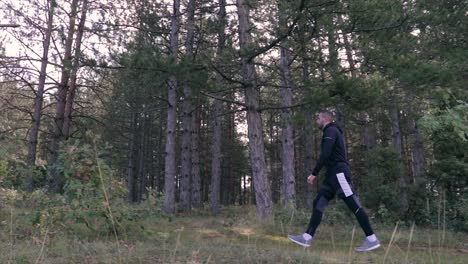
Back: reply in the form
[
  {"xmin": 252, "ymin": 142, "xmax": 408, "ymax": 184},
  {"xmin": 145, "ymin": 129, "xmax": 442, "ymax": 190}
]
[{"xmin": 306, "ymin": 164, "xmax": 374, "ymax": 237}]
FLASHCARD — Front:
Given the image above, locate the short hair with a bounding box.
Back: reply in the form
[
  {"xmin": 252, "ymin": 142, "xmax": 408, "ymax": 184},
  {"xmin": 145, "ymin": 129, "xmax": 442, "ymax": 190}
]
[{"xmin": 319, "ymin": 110, "xmax": 334, "ymax": 121}]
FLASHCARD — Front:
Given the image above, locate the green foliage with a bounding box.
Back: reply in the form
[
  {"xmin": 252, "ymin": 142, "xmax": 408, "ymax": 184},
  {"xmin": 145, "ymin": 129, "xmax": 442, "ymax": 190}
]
[
  {"xmin": 0, "ymin": 170, "xmax": 165, "ymax": 244},
  {"xmin": 49, "ymin": 141, "xmax": 104, "ymax": 199},
  {"xmin": 0, "ymin": 140, "xmax": 162, "ymax": 239},
  {"xmin": 360, "ymin": 147, "xmax": 402, "ymax": 222},
  {"xmin": 406, "ymin": 181, "xmax": 433, "ymax": 225},
  {"xmin": 386, "ymin": 54, "xmax": 455, "ymax": 89},
  {"xmin": 322, "ymin": 201, "xmax": 356, "ymax": 225},
  {"xmin": 417, "ymin": 101, "xmax": 468, "ymax": 229},
  {"xmin": 331, "ymin": 75, "xmax": 385, "ymax": 111},
  {"xmin": 349, "ymin": 0, "xmax": 407, "ymax": 35},
  {"xmin": 419, "ymin": 101, "xmax": 468, "ymax": 141},
  {"xmin": 455, "ymin": 195, "xmax": 468, "ymax": 232},
  {"xmin": 221, "ymin": 134, "xmax": 249, "ymax": 199},
  {"xmin": 273, "ymin": 205, "xmax": 308, "ymax": 228},
  {"xmin": 0, "ymin": 138, "xmax": 45, "ymax": 190},
  {"xmin": 302, "ymin": 82, "xmax": 333, "ymax": 110},
  {"xmin": 347, "ymin": 0, "xmax": 466, "ymax": 230},
  {"xmin": 178, "ymin": 57, "xmax": 209, "ymax": 93},
  {"xmin": 0, "ymin": 159, "xmax": 8, "ymax": 183}
]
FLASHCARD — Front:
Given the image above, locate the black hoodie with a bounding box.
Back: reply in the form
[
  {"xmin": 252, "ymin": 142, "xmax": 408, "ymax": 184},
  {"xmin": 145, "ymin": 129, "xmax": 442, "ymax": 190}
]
[{"xmin": 312, "ymin": 122, "xmax": 347, "ymax": 176}]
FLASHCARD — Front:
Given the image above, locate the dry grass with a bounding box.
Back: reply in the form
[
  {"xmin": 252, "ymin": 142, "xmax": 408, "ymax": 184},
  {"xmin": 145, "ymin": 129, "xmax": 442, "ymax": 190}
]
[{"xmin": 0, "ymin": 205, "xmax": 467, "ymax": 263}]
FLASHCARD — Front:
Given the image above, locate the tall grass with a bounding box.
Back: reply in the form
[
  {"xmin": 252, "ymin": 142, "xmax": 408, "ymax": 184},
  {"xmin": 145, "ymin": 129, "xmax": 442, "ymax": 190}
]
[
  {"xmin": 9, "ymin": 205, "xmax": 13, "ymax": 264},
  {"xmin": 437, "ymin": 192, "xmax": 448, "ymax": 264},
  {"xmin": 94, "ymin": 142, "xmax": 122, "ymax": 264},
  {"xmin": 383, "ymin": 221, "xmax": 399, "ymax": 263},
  {"xmin": 347, "ymin": 225, "xmax": 356, "ymax": 264},
  {"xmin": 405, "ymin": 221, "xmax": 415, "ymax": 264},
  {"xmin": 34, "ymin": 227, "xmax": 49, "ymax": 264},
  {"xmin": 171, "ymin": 226, "xmax": 183, "ymax": 262},
  {"xmin": 1, "ymin": 197, "xmax": 467, "ymax": 263}
]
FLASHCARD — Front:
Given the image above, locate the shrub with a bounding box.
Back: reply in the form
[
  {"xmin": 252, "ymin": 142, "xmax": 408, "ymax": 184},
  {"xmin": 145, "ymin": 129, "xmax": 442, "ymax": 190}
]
[{"xmin": 359, "ymin": 147, "xmax": 402, "ymax": 222}]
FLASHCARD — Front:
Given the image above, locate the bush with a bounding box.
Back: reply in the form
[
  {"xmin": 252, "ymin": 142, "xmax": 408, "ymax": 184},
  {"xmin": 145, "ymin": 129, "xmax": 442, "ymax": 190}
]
[
  {"xmin": 405, "ymin": 181, "xmax": 432, "ymax": 225},
  {"xmin": 359, "ymin": 147, "xmax": 402, "ymax": 222},
  {"xmin": 0, "ymin": 140, "xmax": 166, "ymax": 242},
  {"xmin": 455, "ymin": 196, "xmax": 468, "ymax": 232}
]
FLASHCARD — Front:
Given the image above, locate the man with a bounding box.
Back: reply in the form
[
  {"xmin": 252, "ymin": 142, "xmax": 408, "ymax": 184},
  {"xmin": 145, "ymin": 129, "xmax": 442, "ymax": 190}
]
[{"xmin": 288, "ymin": 111, "xmax": 380, "ymax": 252}]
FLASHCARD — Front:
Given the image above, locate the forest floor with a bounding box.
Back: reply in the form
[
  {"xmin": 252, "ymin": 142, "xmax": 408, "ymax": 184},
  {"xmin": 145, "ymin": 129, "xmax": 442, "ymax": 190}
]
[{"xmin": 1, "ymin": 204, "xmax": 467, "ymax": 263}]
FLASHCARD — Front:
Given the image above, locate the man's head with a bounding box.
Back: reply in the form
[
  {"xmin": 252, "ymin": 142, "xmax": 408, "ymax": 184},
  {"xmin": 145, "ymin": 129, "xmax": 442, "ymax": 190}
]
[{"xmin": 315, "ymin": 111, "xmax": 334, "ymax": 129}]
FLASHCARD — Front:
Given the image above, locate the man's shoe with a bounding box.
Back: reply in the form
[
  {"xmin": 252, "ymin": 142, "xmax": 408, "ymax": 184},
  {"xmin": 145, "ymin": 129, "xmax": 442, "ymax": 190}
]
[
  {"xmin": 355, "ymin": 238, "xmax": 381, "ymax": 252},
  {"xmin": 287, "ymin": 234, "xmax": 312, "ymax": 247}
]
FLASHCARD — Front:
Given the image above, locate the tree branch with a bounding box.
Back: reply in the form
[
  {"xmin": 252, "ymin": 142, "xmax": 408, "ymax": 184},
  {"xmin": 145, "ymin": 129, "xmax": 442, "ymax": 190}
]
[
  {"xmin": 246, "ymin": 0, "xmax": 306, "ymax": 62},
  {"xmin": 200, "ymin": 90, "xmax": 247, "ymax": 107}
]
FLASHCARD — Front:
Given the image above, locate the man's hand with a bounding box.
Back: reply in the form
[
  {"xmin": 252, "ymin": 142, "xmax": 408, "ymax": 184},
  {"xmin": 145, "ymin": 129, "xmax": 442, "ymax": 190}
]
[{"xmin": 307, "ymin": 175, "xmax": 316, "ymax": 185}]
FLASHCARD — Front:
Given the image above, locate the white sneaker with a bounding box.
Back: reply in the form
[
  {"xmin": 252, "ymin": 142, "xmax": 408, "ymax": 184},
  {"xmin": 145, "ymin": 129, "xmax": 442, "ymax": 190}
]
[
  {"xmin": 287, "ymin": 234, "xmax": 312, "ymax": 247},
  {"xmin": 355, "ymin": 238, "xmax": 381, "ymax": 252}
]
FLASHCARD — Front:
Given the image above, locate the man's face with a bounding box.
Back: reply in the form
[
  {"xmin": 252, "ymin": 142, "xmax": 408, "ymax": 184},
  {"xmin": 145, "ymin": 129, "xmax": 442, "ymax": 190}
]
[{"xmin": 315, "ymin": 113, "xmax": 329, "ymax": 129}]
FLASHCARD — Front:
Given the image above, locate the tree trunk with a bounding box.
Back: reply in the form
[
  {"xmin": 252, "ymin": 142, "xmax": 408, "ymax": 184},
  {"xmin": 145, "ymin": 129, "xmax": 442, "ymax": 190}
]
[
  {"xmin": 410, "ymin": 118, "xmax": 425, "ymax": 183},
  {"xmin": 201, "ymin": 107, "xmax": 211, "ymax": 203},
  {"xmin": 179, "ymin": 91, "xmax": 192, "ymax": 211},
  {"xmin": 136, "ymin": 133, "xmax": 145, "ymax": 203},
  {"xmin": 316, "ymin": 36, "xmax": 326, "ymax": 82},
  {"xmin": 26, "ymin": 0, "xmax": 55, "ymax": 190},
  {"xmin": 127, "ymin": 112, "xmax": 138, "ymax": 203},
  {"xmin": 326, "ymin": 15, "xmax": 339, "ymax": 77},
  {"xmin": 359, "ymin": 112, "xmax": 376, "ymax": 151},
  {"xmin": 148, "ymin": 112, "xmax": 155, "ymax": 191},
  {"xmin": 279, "ymin": 45, "xmax": 296, "ymax": 210},
  {"xmin": 210, "ymin": 0, "xmax": 226, "ymax": 215},
  {"xmin": 326, "ymin": 15, "xmax": 346, "ymax": 135},
  {"xmin": 157, "ymin": 105, "xmax": 165, "ymax": 193},
  {"xmin": 163, "ymin": 0, "xmax": 180, "ymax": 214},
  {"xmin": 62, "ymin": 0, "xmax": 89, "ymax": 140},
  {"xmin": 237, "ymin": 0, "xmax": 272, "ymax": 220},
  {"xmin": 211, "ymin": 99, "xmax": 222, "ymax": 214},
  {"xmin": 304, "ymin": 110, "xmax": 314, "ymax": 208},
  {"xmin": 179, "ymin": 0, "xmax": 196, "ymax": 212},
  {"xmin": 298, "ymin": 22, "xmax": 315, "ymax": 208},
  {"xmin": 191, "ymin": 107, "xmax": 202, "ymax": 208},
  {"xmin": 390, "ymin": 96, "xmax": 408, "ymax": 212},
  {"xmin": 47, "ymin": 0, "xmax": 79, "ymax": 193},
  {"xmin": 337, "ymin": 14, "xmax": 357, "ymax": 78},
  {"xmin": 340, "ymin": 16, "xmax": 380, "ymax": 177},
  {"xmin": 268, "ymin": 114, "xmax": 279, "ymax": 204},
  {"xmin": 137, "ymin": 113, "xmax": 150, "ymax": 202}
]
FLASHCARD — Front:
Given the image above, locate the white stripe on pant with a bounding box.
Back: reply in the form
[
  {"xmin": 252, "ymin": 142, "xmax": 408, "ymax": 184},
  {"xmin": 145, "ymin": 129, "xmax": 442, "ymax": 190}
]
[{"xmin": 336, "ymin": 172, "xmax": 353, "ymax": 197}]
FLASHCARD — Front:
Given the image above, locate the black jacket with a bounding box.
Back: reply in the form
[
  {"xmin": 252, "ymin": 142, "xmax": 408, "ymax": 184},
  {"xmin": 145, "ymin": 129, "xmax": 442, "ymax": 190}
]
[{"xmin": 312, "ymin": 123, "xmax": 347, "ymax": 176}]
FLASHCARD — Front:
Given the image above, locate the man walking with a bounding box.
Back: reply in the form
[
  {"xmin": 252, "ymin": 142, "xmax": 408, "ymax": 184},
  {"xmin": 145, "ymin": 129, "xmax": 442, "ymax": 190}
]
[{"xmin": 288, "ymin": 111, "xmax": 380, "ymax": 252}]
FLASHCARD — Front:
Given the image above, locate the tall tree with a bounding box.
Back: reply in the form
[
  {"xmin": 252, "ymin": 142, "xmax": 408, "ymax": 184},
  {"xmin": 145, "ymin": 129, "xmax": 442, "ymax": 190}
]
[
  {"xmin": 179, "ymin": 0, "xmax": 196, "ymax": 212},
  {"xmin": 47, "ymin": 0, "xmax": 79, "ymax": 192},
  {"xmin": 390, "ymin": 93, "xmax": 408, "ymax": 212},
  {"xmin": 409, "ymin": 118, "xmax": 425, "ymax": 182},
  {"xmin": 62, "ymin": 0, "xmax": 89, "ymax": 139},
  {"xmin": 191, "ymin": 106, "xmax": 202, "ymax": 208},
  {"xmin": 23, "ymin": 0, "xmax": 57, "ymax": 190},
  {"xmin": 278, "ymin": 38, "xmax": 296, "ymax": 210},
  {"xmin": 48, "ymin": 0, "xmax": 88, "ymax": 193},
  {"xmin": 26, "ymin": 0, "xmax": 55, "ymax": 190},
  {"xmin": 237, "ymin": 0, "xmax": 272, "ymax": 220},
  {"xmin": 209, "ymin": 0, "xmax": 227, "ymax": 215},
  {"xmin": 297, "ymin": 12, "xmax": 316, "ymax": 208},
  {"xmin": 163, "ymin": 0, "xmax": 180, "ymax": 214},
  {"xmin": 126, "ymin": 111, "xmax": 139, "ymax": 202}
]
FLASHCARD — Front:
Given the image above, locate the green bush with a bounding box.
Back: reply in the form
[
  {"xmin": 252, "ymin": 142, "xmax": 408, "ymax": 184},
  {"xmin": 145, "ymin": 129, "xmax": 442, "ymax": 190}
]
[
  {"xmin": 406, "ymin": 181, "xmax": 433, "ymax": 225},
  {"xmin": 0, "ymin": 140, "xmax": 166, "ymax": 242},
  {"xmin": 456, "ymin": 196, "xmax": 468, "ymax": 232},
  {"xmin": 418, "ymin": 103, "xmax": 468, "ymax": 231},
  {"xmin": 360, "ymin": 147, "xmax": 402, "ymax": 223}
]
